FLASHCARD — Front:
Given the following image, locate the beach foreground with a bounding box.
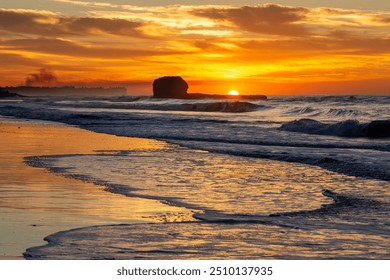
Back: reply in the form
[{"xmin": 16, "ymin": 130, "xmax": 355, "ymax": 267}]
[
  {"xmin": 0, "ymin": 119, "xmax": 190, "ymax": 259},
  {"xmin": 0, "ymin": 95, "xmax": 389, "ymax": 259}
]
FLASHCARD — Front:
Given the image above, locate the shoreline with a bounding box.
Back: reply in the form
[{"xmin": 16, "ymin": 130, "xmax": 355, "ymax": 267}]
[
  {"xmin": 1, "ymin": 116, "xmax": 389, "ymax": 259},
  {"xmin": 0, "ymin": 117, "xmax": 189, "ymax": 259}
]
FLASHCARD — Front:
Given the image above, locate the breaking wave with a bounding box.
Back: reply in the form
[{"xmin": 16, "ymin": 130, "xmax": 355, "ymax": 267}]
[
  {"xmin": 270, "ymin": 95, "xmax": 390, "ymax": 104},
  {"xmin": 50, "ymin": 99, "xmax": 264, "ymax": 113},
  {"xmin": 280, "ymin": 119, "xmax": 390, "ymax": 138},
  {"xmin": 23, "ymin": 189, "xmax": 390, "ymax": 260}
]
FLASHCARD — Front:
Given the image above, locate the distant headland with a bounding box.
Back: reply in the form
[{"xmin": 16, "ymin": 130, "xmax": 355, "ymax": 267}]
[
  {"xmin": 0, "ymin": 88, "xmax": 24, "ymax": 98},
  {"xmin": 2, "ymin": 76, "xmax": 267, "ymax": 99},
  {"xmin": 153, "ymin": 76, "xmax": 267, "ymax": 100},
  {"xmin": 2, "ymin": 86, "xmax": 127, "ymax": 97}
]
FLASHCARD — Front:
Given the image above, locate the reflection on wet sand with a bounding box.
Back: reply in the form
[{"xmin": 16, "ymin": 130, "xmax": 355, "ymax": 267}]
[{"xmin": 0, "ymin": 120, "xmax": 191, "ymax": 259}]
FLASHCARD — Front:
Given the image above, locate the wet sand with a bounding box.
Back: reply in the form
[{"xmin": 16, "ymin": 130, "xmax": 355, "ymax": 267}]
[{"xmin": 0, "ymin": 118, "xmax": 188, "ymax": 259}]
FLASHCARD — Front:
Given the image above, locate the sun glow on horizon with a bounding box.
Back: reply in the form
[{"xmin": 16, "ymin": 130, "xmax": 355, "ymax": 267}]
[
  {"xmin": 228, "ymin": 90, "xmax": 239, "ymax": 96},
  {"xmin": 0, "ymin": 3, "xmax": 389, "ymax": 94}
]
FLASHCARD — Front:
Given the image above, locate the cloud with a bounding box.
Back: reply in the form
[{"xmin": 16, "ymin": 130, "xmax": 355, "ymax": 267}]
[
  {"xmin": 238, "ymin": 36, "xmax": 390, "ymax": 57},
  {"xmin": 1, "ymin": 38, "xmax": 189, "ymax": 58},
  {"xmin": 190, "ymin": 5, "xmax": 390, "ymax": 39},
  {"xmin": 191, "ymin": 4, "xmax": 309, "ymax": 36},
  {"xmin": 25, "ymin": 68, "xmax": 59, "ymax": 86},
  {"xmin": 1, "ymin": 4, "xmax": 389, "ymax": 91},
  {"xmin": 50, "ymin": 0, "xmax": 118, "ymax": 9},
  {"xmin": 0, "ymin": 9, "xmax": 60, "ymax": 36},
  {"xmin": 376, "ymin": 15, "xmax": 390, "ymax": 24},
  {"xmin": 64, "ymin": 17, "xmax": 143, "ymax": 36},
  {"xmin": 0, "ymin": 52, "xmax": 40, "ymax": 66},
  {"xmin": 0, "ymin": 8, "xmax": 145, "ymax": 37}
]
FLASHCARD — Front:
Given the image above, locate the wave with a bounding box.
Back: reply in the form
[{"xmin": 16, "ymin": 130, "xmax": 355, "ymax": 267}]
[
  {"xmin": 23, "ymin": 187, "xmax": 389, "ymax": 260},
  {"xmin": 271, "ymin": 95, "xmax": 390, "ymax": 104},
  {"xmin": 181, "ymin": 101, "xmax": 261, "ymax": 113},
  {"xmin": 281, "ymin": 106, "xmax": 374, "ymax": 120},
  {"xmin": 16, "ymin": 95, "xmax": 389, "ymax": 121},
  {"xmin": 283, "ymin": 106, "xmax": 317, "ymax": 115},
  {"xmin": 325, "ymin": 108, "xmax": 364, "ymax": 118},
  {"xmin": 23, "ymin": 218, "xmax": 390, "ymax": 260},
  {"xmin": 49, "ymin": 99, "xmax": 264, "ymax": 113},
  {"xmin": 23, "ymin": 188, "xmax": 389, "ymax": 259},
  {"xmin": 280, "ymin": 119, "xmax": 390, "ymax": 138},
  {"xmin": 195, "ymin": 190, "xmax": 385, "ymax": 221},
  {"xmin": 270, "ymin": 190, "xmax": 386, "ymax": 217}
]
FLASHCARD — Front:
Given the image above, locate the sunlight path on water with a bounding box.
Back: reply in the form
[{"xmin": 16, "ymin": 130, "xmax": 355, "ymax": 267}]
[{"xmin": 45, "ymin": 147, "xmax": 390, "ymax": 216}]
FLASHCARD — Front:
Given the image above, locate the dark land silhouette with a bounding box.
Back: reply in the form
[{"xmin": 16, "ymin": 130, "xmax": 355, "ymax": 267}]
[
  {"xmin": 153, "ymin": 76, "xmax": 267, "ymax": 100},
  {"xmin": 0, "ymin": 88, "xmax": 24, "ymax": 98},
  {"xmin": 3, "ymin": 86, "xmax": 127, "ymax": 97}
]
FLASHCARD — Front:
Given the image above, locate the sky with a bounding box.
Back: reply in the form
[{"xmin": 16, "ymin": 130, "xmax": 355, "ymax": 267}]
[{"xmin": 0, "ymin": 0, "xmax": 389, "ymax": 94}]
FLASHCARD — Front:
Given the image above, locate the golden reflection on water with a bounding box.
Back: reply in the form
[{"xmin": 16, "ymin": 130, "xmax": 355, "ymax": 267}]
[
  {"xmin": 2, "ymin": 120, "xmax": 389, "ymax": 259},
  {"xmin": 0, "ymin": 121, "xmax": 191, "ymax": 259},
  {"xmin": 28, "ymin": 222, "xmax": 390, "ymax": 259},
  {"xmin": 62, "ymin": 147, "xmax": 388, "ymax": 217}
]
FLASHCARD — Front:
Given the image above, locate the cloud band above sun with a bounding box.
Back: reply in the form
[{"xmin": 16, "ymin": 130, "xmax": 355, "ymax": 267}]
[{"xmin": 0, "ymin": 1, "xmax": 389, "ymax": 94}]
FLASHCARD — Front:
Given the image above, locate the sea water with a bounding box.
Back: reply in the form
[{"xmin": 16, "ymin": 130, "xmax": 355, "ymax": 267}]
[{"xmin": 1, "ymin": 95, "xmax": 389, "ymax": 259}]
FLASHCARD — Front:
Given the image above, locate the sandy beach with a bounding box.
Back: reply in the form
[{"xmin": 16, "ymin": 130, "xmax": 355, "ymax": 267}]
[
  {"xmin": 1, "ymin": 95, "xmax": 389, "ymax": 259},
  {"xmin": 0, "ymin": 118, "xmax": 189, "ymax": 259}
]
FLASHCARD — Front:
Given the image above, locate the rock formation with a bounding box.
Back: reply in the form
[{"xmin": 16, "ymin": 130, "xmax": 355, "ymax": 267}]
[
  {"xmin": 152, "ymin": 76, "xmax": 267, "ymax": 100},
  {"xmin": 153, "ymin": 76, "xmax": 188, "ymax": 98}
]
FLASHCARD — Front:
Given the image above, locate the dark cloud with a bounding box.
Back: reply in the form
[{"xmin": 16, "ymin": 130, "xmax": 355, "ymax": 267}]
[
  {"xmin": 0, "ymin": 9, "xmax": 59, "ymax": 36},
  {"xmin": 193, "ymin": 40, "xmax": 231, "ymax": 52},
  {"xmin": 234, "ymin": 36, "xmax": 390, "ymax": 61},
  {"xmin": 2, "ymin": 38, "xmax": 188, "ymax": 58},
  {"xmin": 25, "ymin": 68, "xmax": 58, "ymax": 86},
  {"xmin": 0, "ymin": 9, "xmax": 145, "ymax": 37},
  {"xmin": 318, "ymin": 8, "xmax": 356, "ymax": 16},
  {"xmin": 64, "ymin": 17, "xmax": 143, "ymax": 36},
  {"xmin": 0, "ymin": 52, "xmax": 40, "ymax": 66},
  {"xmin": 376, "ymin": 15, "xmax": 390, "ymax": 23},
  {"xmin": 191, "ymin": 4, "xmax": 309, "ymax": 36}
]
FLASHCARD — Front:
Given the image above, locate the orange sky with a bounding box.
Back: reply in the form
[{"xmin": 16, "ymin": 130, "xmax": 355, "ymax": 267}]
[{"xmin": 0, "ymin": 1, "xmax": 389, "ymax": 94}]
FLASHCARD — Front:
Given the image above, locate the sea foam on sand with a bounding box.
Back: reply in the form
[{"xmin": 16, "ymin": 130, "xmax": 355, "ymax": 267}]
[{"xmin": 0, "ymin": 118, "xmax": 190, "ymax": 259}]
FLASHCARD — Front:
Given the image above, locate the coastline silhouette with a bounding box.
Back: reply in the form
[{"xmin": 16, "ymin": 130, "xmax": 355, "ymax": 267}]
[{"xmin": 153, "ymin": 76, "xmax": 267, "ymax": 100}]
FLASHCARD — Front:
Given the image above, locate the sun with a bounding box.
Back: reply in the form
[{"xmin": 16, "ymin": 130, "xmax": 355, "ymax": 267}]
[{"xmin": 228, "ymin": 90, "xmax": 239, "ymax": 96}]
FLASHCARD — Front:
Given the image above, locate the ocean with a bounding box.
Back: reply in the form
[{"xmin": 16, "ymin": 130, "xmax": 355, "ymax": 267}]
[{"xmin": 1, "ymin": 95, "xmax": 389, "ymax": 259}]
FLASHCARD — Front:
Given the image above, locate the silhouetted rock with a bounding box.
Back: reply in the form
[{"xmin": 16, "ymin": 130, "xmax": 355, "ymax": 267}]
[
  {"xmin": 152, "ymin": 76, "xmax": 267, "ymax": 100},
  {"xmin": 364, "ymin": 120, "xmax": 390, "ymax": 138},
  {"xmin": 153, "ymin": 76, "xmax": 188, "ymax": 98}
]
